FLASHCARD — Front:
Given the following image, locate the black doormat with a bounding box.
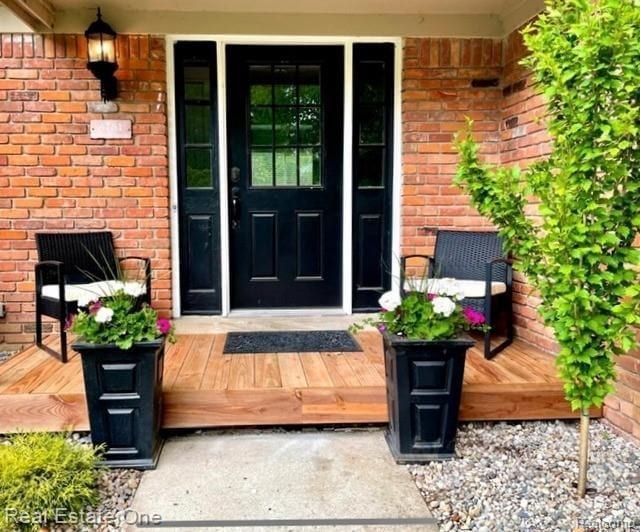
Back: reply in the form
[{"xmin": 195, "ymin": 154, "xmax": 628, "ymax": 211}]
[{"xmin": 223, "ymin": 330, "xmax": 362, "ymax": 354}]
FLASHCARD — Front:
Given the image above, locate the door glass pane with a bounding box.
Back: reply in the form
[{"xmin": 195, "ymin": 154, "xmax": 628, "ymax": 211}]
[
  {"xmin": 250, "ymin": 107, "xmax": 273, "ymax": 146},
  {"xmin": 299, "ymin": 65, "xmax": 321, "ymax": 105},
  {"xmin": 184, "ymin": 66, "xmax": 210, "ymax": 100},
  {"xmin": 359, "ymin": 106, "xmax": 384, "ymax": 144},
  {"xmin": 299, "ymin": 148, "xmax": 321, "ymax": 186},
  {"xmin": 360, "ymin": 62, "xmax": 385, "ymax": 104},
  {"xmin": 274, "ymin": 107, "xmax": 297, "ymax": 146},
  {"xmin": 273, "ymin": 65, "xmax": 296, "ymax": 105},
  {"xmin": 186, "ymin": 148, "xmax": 212, "ymax": 188},
  {"xmin": 246, "ymin": 62, "xmax": 323, "ymax": 188},
  {"xmin": 299, "ymin": 107, "xmax": 320, "ymax": 145},
  {"xmin": 275, "ymin": 148, "xmax": 297, "ymax": 186},
  {"xmin": 185, "ymin": 105, "xmax": 211, "ymax": 144},
  {"xmin": 357, "ymin": 146, "xmax": 384, "ymax": 187},
  {"xmin": 251, "ymin": 149, "xmax": 273, "ymax": 187},
  {"xmin": 249, "ymin": 65, "xmax": 272, "ymax": 105}
]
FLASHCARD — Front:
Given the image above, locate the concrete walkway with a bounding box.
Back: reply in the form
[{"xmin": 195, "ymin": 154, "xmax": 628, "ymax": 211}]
[{"xmin": 129, "ymin": 430, "xmax": 436, "ymax": 531}]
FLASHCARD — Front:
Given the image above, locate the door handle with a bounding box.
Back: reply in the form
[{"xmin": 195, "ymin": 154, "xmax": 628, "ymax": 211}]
[{"xmin": 231, "ymin": 186, "xmax": 240, "ymax": 229}]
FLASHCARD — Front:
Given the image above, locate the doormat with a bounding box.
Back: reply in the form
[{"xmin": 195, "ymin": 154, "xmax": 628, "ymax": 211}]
[{"xmin": 223, "ymin": 330, "xmax": 362, "ymax": 354}]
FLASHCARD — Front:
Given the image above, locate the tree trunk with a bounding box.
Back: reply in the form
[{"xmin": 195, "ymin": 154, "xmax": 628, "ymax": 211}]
[{"xmin": 577, "ymin": 408, "xmax": 590, "ymax": 498}]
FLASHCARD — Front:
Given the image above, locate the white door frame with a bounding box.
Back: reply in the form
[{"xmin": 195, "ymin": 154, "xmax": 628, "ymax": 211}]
[{"xmin": 167, "ymin": 35, "xmax": 403, "ymax": 318}]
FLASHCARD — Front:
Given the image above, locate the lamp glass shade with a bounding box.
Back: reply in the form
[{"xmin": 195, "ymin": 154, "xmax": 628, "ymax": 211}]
[{"xmin": 87, "ymin": 33, "xmax": 116, "ymax": 64}]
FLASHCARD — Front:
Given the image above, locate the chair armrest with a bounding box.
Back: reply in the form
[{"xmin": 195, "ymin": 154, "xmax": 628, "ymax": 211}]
[
  {"xmin": 35, "ymin": 260, "xmax": 64, "ymax": 298},
  {"xmin": 485, "ymin": 258, "xmax": 514, "ymax": 290},
  {"xmin": 118, "ymin": 256, "xmax": 151, "ymax": 303},
  {"xmin": 400, "ymin": 255, "xmax": 434, "ymax": 296}
]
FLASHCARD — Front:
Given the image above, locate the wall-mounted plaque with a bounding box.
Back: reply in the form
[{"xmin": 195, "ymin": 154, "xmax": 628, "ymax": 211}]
[{"xmin": 90, "ymin": 119, "xmax": 132, "ymax": 139}]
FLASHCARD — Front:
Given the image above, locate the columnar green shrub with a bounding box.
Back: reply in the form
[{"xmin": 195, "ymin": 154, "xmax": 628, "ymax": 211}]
[
  {"xmin": 455, "ymin": 0, "xmax": 640, "ymax": 496},
  {"xmin": 0, "ymin": 432, "xmax": 102, "ymax": 531}
]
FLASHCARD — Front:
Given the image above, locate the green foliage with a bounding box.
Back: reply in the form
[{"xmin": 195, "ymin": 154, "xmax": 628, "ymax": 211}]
[
  {"xmin": 0, "ymin": 432, "xmax": 102, "ymax": 531},
  {"xmin": 70, "ymin": 288, "xmax": 176, "ymax": 350},
  {"xmin": 381, "ymin": 292, "xmax": 479, "ymax": 340},
  {"xmin": 455, "ymin": 0, "xmax": 640, "ymax": 411},
  {"xmin": 352, "ymin": 290, "xmax": 487, "ymax": 341}
]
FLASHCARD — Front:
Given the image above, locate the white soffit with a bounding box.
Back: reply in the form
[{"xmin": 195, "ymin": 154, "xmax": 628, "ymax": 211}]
[
  {"xmin": 0, "ymin": 5, "xmax": 34, "ymax": 32},
  {"xmin": 46, "ymin": 0, "xmax": 522, "ymax": 15},
  {"xmin": 1, "ymin": 0, "xmax": 544, "ymax": 37}
]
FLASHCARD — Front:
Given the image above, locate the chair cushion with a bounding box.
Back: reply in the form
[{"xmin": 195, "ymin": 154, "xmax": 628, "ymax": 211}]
[
  {"xmin": 404, "ymin": 277, "xmax": 507, "ymax": 299},
  {"xmin": 41, "ymin": 280, "xmax": 146, "ymax": 305}
]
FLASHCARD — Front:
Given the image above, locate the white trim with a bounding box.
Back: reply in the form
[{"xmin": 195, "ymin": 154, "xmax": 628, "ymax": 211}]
[
  {"xmin": 168, "ymin": 35, "xmax": 404, "ymax": 44},
  {"xmin": 341, "ymin": 41, "xmax": 354, "ymax": 314},
  {"xmin": 166, "ymin": 40, "xmax": 181, "ymax": 318},
  {"xmin": 216, "ymin": 42, "xmax": 231, "ymax": 316},
  {"xmin": 166, "ymin": 34, "xmax": 403, "ymax": 317},
  {"xmin": 391, "ymin": 39, "xmax": 403, "ymax": 294}
]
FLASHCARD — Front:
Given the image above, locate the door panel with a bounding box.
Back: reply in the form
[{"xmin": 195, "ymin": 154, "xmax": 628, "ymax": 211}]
[
  {"xmin": 250, "ymin": 213, "xmax": 278, "ymax": 280},
  {"xmin": 227, "ymin": 45, "xmax": 343, "ymax": 309},
  {"xmin": 175, "ymin": 42, "xmax": 221, "ymax": 313},
  {"xmin": 296, "ymin": 212, "xmax": 324, "ymax": 279}
]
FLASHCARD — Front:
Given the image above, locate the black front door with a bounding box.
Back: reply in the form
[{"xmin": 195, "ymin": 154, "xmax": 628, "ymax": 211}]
[{"xmin": 226, "ymin": 46, "xmax": 344, "ymax": 309}]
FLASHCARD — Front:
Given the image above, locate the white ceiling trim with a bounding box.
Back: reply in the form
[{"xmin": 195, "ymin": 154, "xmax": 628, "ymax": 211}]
[
  {"xmin": 52, "ymin": 10, "xmax": 506, "ymax": 38},
  {"xmin": 0, "ymin": 0, "xmax": 544, "ymax": 36},
  {"xmin": 43, "ymin": 0, "xmax": 517, "ymax": 15}
]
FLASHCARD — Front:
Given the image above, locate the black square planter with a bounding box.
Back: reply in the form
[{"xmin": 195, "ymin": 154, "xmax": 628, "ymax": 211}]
[
  {"xmin": 72, "ymin": 339, "xmax": 165, "ymax": 470},
  {"xmin": 383, "ymin": 333, "xmax": 473, "ymax": 463}
]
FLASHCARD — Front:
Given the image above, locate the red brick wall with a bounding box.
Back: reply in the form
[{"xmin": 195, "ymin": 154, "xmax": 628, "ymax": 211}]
[
  {"xmin": 401, "ymin": 35, "xmax": 556, "ymax": 353},
  {"xmin": 402, "ymin": 37, "xmax": 502, "ymax": 258},
  {"xmin": 0, "ymin": 34, "xmax": 170, "ymax": 350},
  {"xmin": 403, "ymin": 30, "xmax": 640, "ymax": 439},
  {"xmin": 500, "ymin": 27, "xmax": 555, "ymax": 351}
]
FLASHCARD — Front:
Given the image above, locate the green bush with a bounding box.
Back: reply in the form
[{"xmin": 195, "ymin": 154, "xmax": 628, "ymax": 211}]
[{"xmin": 0, "ymin": 432, "xmax": 103, "ymax": 531}]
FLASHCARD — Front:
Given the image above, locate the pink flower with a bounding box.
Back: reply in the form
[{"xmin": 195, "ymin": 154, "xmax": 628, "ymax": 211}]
[
  {"xmin": 427, "ymin": 293, "xmax": 436, "ymax": 301},
  {"xmin": 88, "ymin": 301, "xmax": 102, "ymax": 314},
  {"xmin": 64, "ymin": 314, "xmax": 75, "ymax": 331},
  {"xmin": 156, "ymin": 318, "xmax": 172, "ymax": 335},
  {"xmin": 377, "ymin": 323, "xmax": 387, "ymax": 333},
  {"xmin": 463, "ymin": 307, "xmax": 486, "ymax": 326}
]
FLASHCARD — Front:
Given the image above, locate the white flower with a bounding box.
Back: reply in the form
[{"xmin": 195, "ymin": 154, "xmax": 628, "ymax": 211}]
[
  {"xmin": 432, "ymin": 296, "xmax": 456, "ymax": 317},
  {"xmin": 439, "ymin": 278, "xmax": 458, "ymax": 296},
  {"xmin": 111, "ymin": 281, "xmax": 125, "ymax": 293},
  {"xmin": 378, "ymin": 291, "xmax": 402, "ymax": 311},
  {"xmin": 94, "ymin": 307, "xmax": 114, "ymax": 324},
  {"xmin": 77, "ymin": 293, "xmax": 94, "ymax": 308},
  {"xmin": 123, "ymin": 281, "xmax": 145, "ymax": 298}
]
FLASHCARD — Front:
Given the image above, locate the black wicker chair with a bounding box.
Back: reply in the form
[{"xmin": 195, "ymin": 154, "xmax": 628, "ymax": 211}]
[
  {"xmin": 400, "ymin": 230, "xmax": 513, "ymax": 359},
  {"xmin": 35, "ymin": 231, "xmax": 151, "ymax": 363}
]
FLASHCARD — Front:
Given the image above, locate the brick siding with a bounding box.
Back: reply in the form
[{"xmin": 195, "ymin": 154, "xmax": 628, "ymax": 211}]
[
  {"xmin": 401, "ymin": 34, "xmax": 556, "ymax": 354},
  {"xmin": 0, "ymin": 34, "xmax": 170, "ymax": 350},
  {"xmin": 403, "ymin": 29, "xmax": 639, "ymax": 439}
]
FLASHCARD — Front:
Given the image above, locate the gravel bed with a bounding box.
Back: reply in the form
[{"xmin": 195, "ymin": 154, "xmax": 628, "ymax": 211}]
[
  {"xmin": 0, "ymin": 350, "xmax": 16, "ymax": 364},
  {"xmin": 409, "ymin": 420, "xmax": 640, "ymax": 531}
]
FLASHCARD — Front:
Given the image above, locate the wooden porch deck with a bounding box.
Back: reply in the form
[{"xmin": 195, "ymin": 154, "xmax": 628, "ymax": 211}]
[{"xmin": 0, "ymin": 331, "xmax": 600, "ymax": 432}]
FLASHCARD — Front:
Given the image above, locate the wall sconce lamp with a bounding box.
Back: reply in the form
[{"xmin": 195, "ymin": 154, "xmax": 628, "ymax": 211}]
[{"xmin": 85, "ymin": 7, "xmax": 118, "ymax": 102}]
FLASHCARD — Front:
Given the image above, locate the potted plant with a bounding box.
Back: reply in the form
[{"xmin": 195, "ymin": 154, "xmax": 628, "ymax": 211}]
[
  {"xmin": 355, "ymin": 280, "xmax": 487, "ymax": 462},
  {"xmin": 70, "ymin": 282, "xmax": 175, "ymax": 470}
]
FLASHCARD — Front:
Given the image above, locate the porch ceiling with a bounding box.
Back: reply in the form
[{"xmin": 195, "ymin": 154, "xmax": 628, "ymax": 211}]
[
  {"xmin": 1, "ymin": 0, "xmax": 543, "ymax": 37},
  {"xmin": 49, "ymin": 0, "xmax": 522, "ymax": 15}
]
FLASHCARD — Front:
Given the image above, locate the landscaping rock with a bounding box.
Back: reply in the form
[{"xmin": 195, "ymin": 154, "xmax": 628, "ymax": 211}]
[
  {"xmin": 59, "ymin": 468, "xmax": 143, "ymax": 531},
  {"xmin": 0, "ymin": 350, "xmax": 15, "ymax": 364},
  {"xmin": 409, "ymin": 420, "xmax": 640, "ymax": 531}
]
